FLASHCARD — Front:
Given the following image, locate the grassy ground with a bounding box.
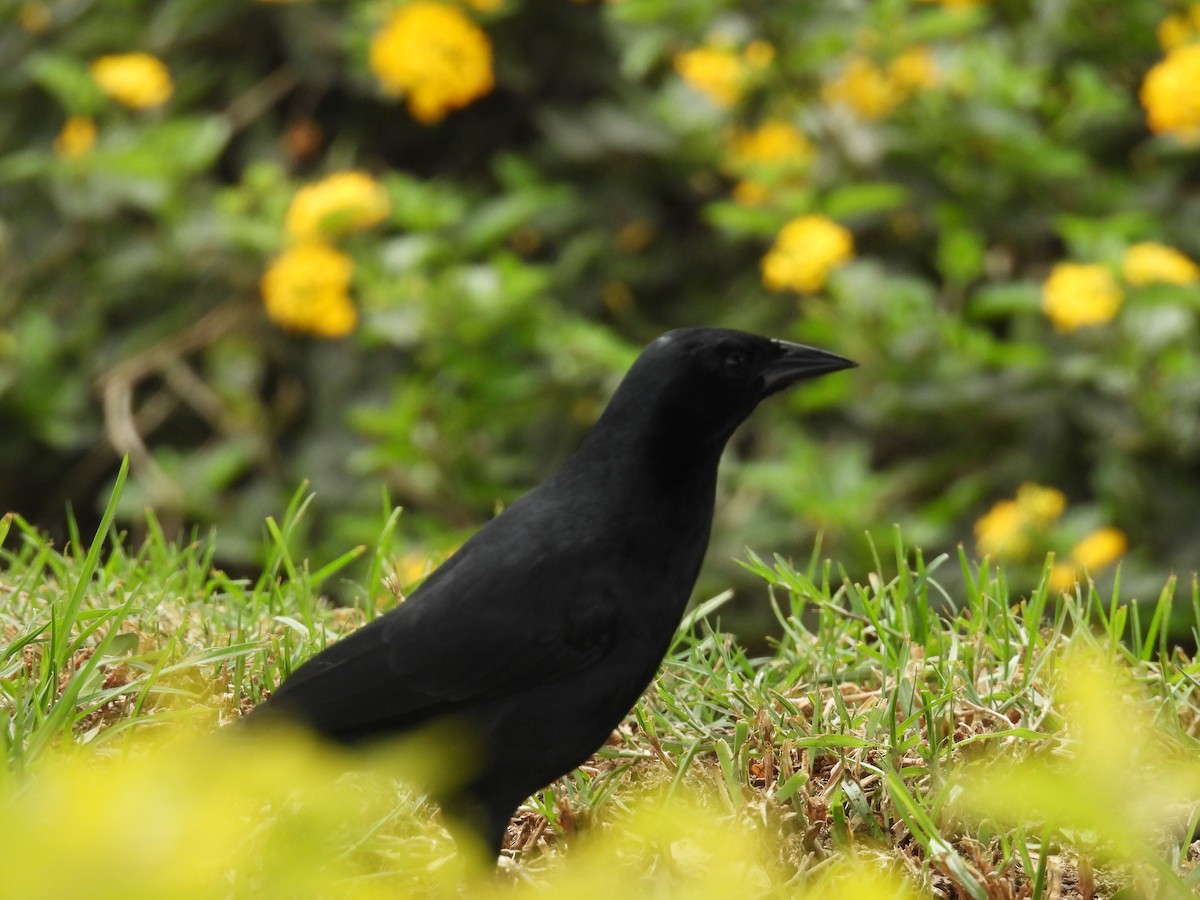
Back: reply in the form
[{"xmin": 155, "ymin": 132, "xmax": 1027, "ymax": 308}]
[{"xmin": 3, "ymin": 464, "xmax": 1200, "ymax": 898}]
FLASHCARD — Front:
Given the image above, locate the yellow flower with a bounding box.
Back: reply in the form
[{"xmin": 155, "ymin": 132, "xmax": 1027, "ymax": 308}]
[
  {"xmin": 725, "ymin": 120, "xmax": 813, "ymax": 206},
  {"xmin": 1047, "ymin": 561, "xmax": 1080, "ymax": 592},
  {"xmin": 1141, "ymin": 44, "xmax": 1200, "ymax": 139},
  {"xmin": 369, "ymin": 1, "xmax": 494, "ymax": 124},
  {"xmin": 1041, "ymin": 262, "xmax": 1123, "ymax": 332},
  {"xmin": 1049, "ymin": 527, "xmax": 1128, "ymax": 589},
  {"xmin": 1121, "ymin": 242, "xmax": 1200, "ymax": 286},
  {"xmin": 975, "ymin": 482, "xmax": 1066, "ymax": 560},
  {"xmin": 822, "ymin": 57, "xmax": 902, "ymax": 121},
  {"xmin": 261, "ymin": 243, "xmax": 357, "ymax": 338},
  {"xmin": 732, "ymin": 180, "xmax": 771, "ymax": 206},
  {"xmin": 89, "ymin": 53, "xmax": 173, "ymax": 109},
  {"xmin": 53, "ymin": 116, "xmax": 96, "ymax": 160},
  {"xmin": 974, "ymin": 500, "xmax": 1030, "ymax": 559},
  {"xmin": 1158, "ymin": 14, "xmax": 1193, "ymax": 51},
  {"xmin": 726, "ymin": 119, "xmax": 814, "ymax": 169},
  {"xmin": 674, "ymin": 46, "xmax": 745, "ymax": 107},
  {"xmin": 1016, "ymin": 482, "xmax": 1066, "ymax": 525},
  {"xmin": 285, "ymin": 172, "xmax": 391, "ymax": 243},
  {"xmin": 761, "ymin": 215, "xmax": 854, "ymax": 294},
  {"xmin": 396, "ymin": 552, "xmax": 433, "ymax": 585},
  {"xmin": 743, "ymin": 39, "xmax": 775, "ymax": 70},
  {"xmin": 888, "ymin": 47, "xmax": 939, "ymax": 92},
  {"xmin": 1157, "ymin": 6, "xmax": 1200, "ymax": 50},
  {"xmin": 1071, "ymin": 527, "xmax": 1128, "ymax": 571}
]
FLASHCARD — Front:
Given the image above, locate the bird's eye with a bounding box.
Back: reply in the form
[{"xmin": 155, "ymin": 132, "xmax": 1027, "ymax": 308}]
[{"xmin": 723, "ymin": 351, "xmax": 749, "ymax": 374}]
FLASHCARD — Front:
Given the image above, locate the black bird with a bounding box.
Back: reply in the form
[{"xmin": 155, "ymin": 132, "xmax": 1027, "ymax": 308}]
[{"xmin": 252, "ymin": 327, "xmax": 854, "ymax": 856}]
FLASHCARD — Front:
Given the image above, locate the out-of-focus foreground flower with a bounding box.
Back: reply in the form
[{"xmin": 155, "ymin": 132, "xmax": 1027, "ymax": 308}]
[
  {"xmin": 0, "ymin": 723, "xmax": 918, "ymax": 898},
  {"xmin": 952, "ymin": 647, "xmax": 1200, "ymax": 866}
]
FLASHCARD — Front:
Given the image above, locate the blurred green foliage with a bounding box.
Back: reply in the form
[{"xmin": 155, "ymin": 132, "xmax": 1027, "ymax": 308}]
[{"xmin": 2, "ymin": 0, "xmax": 1199, "ymax": 610}]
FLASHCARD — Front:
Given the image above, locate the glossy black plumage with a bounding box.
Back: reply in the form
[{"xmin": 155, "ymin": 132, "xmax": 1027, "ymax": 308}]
[{"xmin": 251, "ymin": 327, "xmax": 854, "ymax": 856}]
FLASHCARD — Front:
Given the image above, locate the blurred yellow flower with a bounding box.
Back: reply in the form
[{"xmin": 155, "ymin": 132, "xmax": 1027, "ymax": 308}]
[
  {"xmin": 727, "ymin": 119, "xmax": 814, "ymax": 169},
  {"xmin": 888, "ymin": 47, "xmax": 939, "ymax": 91},
  {"xmin": 1121, "ymin": 242, "xmax": 1200, "ymax": 286},
  {"xmin": 369, "ymin": 1, "xmax": 494, "ymax": 124},
  {"xmin": 285, "ymin": 171, "xmax": 391, "ymax": 243},
  {"xmin": 822, "ymin": 57, "xmax": 901, "ymax": 120},
  {"xmin": 53, "ymin": 116, "xmax": 96, "ymax": 160},
  {"xmin": 732, "ymin": 180, "xmax": 771, "ymax": 206},
  {"xmin": 1016, "ymin": 482, "xmax": 1066, "ymax": 525},
  {"xmin": 1158, "ymin": 15, "xmax": 1192, "ymax": 51},
  {"xmin": 975, "ymin": 482, "xmax": 1065, "ymax": 560},
  {"xmin": 1047, "ymin": 527, "xmax": 1128, "ymax": 591},
  {"xmin": 954, "ymin": 648, "xmax": 1200, "ymax": 862},
  {"xmin": 918, "ymin": 0, "xmax": 986, "ymax": 7},
  {"xmin": 825, "ymin": 47, "xmax": 938, "ymax": 120},
  {"xmin": 396, "ymin": 551, "xmax": 433, "ymax": 585},
  {"xmin": 261, "ymin": 243, "xmax": 357, "ymax": 338},
  {"xmin": 743, "ymin": 39, "xmax": 775, "ymax": 70},
  {"xmin": 1141, "ymin": 44, "xmax": 1200, "ymax": 139},
  {"xmin": 1071, "ymin": 527, "xmax": 1128, "ymax": 571},
  {"xmin": 761, "ymin": 215, "xmax": 854, "ymax": 293},
  {"xmin": 1157, "ymin": 6, "xmax": 1200, "ymax": 51},
  {"xmin": 1041, "ymin": 262, "xmax": 1123, "ymax": 332},
  {"xmin": 89, "ymin": 53, "xmax": 173, "ymax": 109},
  {"xmin": 725, "ymin": 119, "xmax": 813, "ymax": 206},
  {"xmin": 674, "ymin": 46, "xmax": 745, "ymax": 107},
  {"xmin": 975, "ymin": 499, "xmax": 1030, "ymax": 559},
  {"xmin": 464, "ymin": 0, "xmax": 503, "ymax": 9},
  {"xmin": 1047, "ymin": 561, "xmax": 1079, "ymax": 592}
]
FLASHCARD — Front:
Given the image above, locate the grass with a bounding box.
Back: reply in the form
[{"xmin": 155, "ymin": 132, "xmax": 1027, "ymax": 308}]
[{"xmin": 3, "ymin": 464, "xmax": 1200, "ymax": 898}]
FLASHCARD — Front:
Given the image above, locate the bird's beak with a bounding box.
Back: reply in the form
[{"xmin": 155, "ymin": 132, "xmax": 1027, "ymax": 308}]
[{"xmin": 760, "ymin": 339, "xmax": 857, "ymax": 397}]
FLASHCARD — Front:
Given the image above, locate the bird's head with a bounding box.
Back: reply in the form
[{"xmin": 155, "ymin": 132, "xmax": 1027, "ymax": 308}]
[{"xmin": 609, "ymin": 327, "xmax": 857, "ymax": 451}]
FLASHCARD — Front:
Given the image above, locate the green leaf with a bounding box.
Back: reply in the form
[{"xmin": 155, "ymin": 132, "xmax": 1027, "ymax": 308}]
[
  {"xmin": 99, "ymin": 115, "xmax": 232, "ymax": 179},
  {"xmin": 100, "ymin": 632, "xmax": 141, "ymax": 661},
  {"xmin": 774, "ymin": 769, "xmax": 810, "ymax": 803},
  {"xmin": 969, "ymin": 281, "xmax": 1042, "ymax": 319},
  {"xmin": 27, "ymin": 53, "xmax": 105, "ymax": 114},
  {"xmin": 937, "ymin": 224, "xmax": 986, "ymax": 285},
  {"xmin": 822, "ymin": 183, "xmax": 909, "ymax": 221},
  {"xmin": 703, "ymin": 201, "xmax": 783, "ymax": 238},
  {"xmin": 790, "ymin": 734, "xmax": 876, "ymax": 749},
  {"xmin": 386, "ymin": 174, "xmax": 470, "ymax": 231}
]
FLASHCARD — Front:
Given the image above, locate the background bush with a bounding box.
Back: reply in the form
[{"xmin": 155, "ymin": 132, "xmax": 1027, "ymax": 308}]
[{"xmin": 3, "ymin": 0, "xmax": 1199, "ymax": 626}]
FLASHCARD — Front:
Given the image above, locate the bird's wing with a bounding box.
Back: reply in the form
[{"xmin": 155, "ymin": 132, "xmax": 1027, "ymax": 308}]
[{"xmin": 264, "ymin": 529, "xmax": 620, "ymax": 738}]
